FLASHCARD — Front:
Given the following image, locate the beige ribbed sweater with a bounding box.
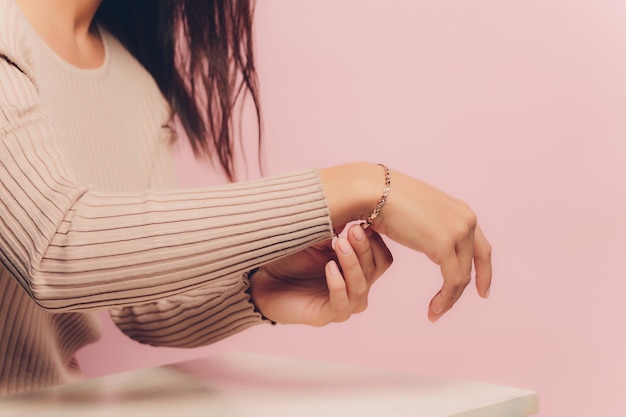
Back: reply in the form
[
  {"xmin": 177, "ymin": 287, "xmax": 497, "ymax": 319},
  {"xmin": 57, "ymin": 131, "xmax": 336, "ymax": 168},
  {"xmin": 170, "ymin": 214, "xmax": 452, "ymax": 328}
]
[{"xmin": 0, "ymin": 0, "xmax": 333, "ymax": 395}]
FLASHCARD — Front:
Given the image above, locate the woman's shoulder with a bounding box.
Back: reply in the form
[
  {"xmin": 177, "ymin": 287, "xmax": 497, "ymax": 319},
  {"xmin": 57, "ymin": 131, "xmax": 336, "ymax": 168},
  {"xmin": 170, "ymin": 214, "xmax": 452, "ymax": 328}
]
[{"xmin": 0, "ymin": 0, "xmax": 36, "ymax": 75}]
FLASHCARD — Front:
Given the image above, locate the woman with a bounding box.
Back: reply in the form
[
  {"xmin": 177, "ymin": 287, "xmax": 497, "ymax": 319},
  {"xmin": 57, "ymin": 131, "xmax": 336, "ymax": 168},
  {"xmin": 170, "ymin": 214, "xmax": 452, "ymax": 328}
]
[{"xmin": 0, "ymin": 0, "xmax": 492, "ymax": 395}]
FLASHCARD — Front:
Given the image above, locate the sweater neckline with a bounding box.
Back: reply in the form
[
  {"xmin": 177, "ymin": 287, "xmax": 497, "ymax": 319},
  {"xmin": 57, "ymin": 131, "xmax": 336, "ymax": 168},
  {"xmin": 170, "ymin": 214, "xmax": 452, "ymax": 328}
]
[{"xmin": 13, "ymin": 2, "xmax": 112, "ymax": 79}]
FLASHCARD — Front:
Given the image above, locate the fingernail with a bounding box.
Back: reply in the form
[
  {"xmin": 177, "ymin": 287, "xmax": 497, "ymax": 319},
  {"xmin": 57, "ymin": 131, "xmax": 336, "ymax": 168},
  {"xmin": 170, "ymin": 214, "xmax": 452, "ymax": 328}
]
[
  {"xmin": 484, "ymin": 287, "xmax": 491, "ymax": 298},
  {"xmin": 327, "ymin": 260, "xmax": 340, "ymax": 275},
  {"xmin": 433, "ymin": 304, "xmax": 445, "ymax": 315},
  {"xmin": 352, "ymin": 225, "xmax": 365, "ymax": 241},
  {"xmin": 337, "ymin": 237, "xmax": 351, "ymax": 255}
]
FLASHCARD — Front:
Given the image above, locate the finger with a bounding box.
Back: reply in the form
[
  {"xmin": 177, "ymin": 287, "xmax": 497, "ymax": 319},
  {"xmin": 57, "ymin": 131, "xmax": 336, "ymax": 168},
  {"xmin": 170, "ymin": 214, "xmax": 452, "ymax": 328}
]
[
  {"xmin": 473, "ymin": 225, "xmax": 492, "ymax": 298},
  {"xmin": 429, "ymin": 218, "xmax": 474, "ymax": 318},
  {"xmin": 456, "ymin": 227, "xmax": 475, "ymax": 287},
  {"xmin": 448, "ymin": 228, "xmax": 475, "ymax": 306},
  {"xmin": 348, "ymin": 225, "xmax": 393, "ymax": 284},
  {"xmin": 345, "ymin": 225, "xmax": 374, "ymax": 280},
  {"xmin": 429, "ymin": 250, "xmax": 470, "ymax": 322},
  {"xmin": 347, "ymin": 225, "xmax": 373, "ymax": 270},
  {"xmin": 326, "ymin": 260, "xmax": 349, "ymax": 313},
  {"xmin": 364, "ymin": 227, "xmax": 394, "ymax": 279},
  {"xmin": 335, "ymin": 236, "xmax": 369, "ymax": 301}
]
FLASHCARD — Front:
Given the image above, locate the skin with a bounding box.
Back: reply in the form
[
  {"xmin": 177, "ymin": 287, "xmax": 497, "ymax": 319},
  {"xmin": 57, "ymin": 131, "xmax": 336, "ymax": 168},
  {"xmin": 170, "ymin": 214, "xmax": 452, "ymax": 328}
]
[
  {"xmin": 15, "ymin": 1, "xmax": 492, "ymax": 326},
  {"xmin": 250, "ymin": 224, "xmax": 393, "ymax": 326},
  {"xmin": 15, "ymin": 0, "xmax": 105, "ymax": 69},
  {"xmin": 318, "ymin": 163, "xmax": 492, "ymax": 323}
]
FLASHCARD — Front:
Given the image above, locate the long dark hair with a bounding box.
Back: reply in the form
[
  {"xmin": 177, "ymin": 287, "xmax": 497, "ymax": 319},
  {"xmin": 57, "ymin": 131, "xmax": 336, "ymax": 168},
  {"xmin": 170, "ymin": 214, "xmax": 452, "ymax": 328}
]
[{"xmin": 95, "ymin": 0, "xmax": 261, "ymax": 181}]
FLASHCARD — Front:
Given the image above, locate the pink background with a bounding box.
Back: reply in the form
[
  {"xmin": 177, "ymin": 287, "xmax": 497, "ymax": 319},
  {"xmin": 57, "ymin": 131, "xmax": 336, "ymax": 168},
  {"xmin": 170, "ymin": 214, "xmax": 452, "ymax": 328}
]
[{"xmin": 77, "ymin": 1, "xmax": 626, "ymax": 416}]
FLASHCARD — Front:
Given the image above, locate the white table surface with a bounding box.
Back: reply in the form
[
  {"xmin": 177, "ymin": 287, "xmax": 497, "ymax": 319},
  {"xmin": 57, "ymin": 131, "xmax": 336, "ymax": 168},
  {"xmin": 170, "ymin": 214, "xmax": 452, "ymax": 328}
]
[{"xmin": 0, "ymin": 352, "xmax": 539, "ymax": 417}]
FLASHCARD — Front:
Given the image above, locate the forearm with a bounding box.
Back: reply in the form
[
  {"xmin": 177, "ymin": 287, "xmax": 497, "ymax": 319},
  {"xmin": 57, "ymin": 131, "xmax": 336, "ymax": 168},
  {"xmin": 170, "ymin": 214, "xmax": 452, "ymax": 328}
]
[
  {"xmin": 318, "ymin": 162, "xmax": 385, "ymax": 230},
  {"xmin": 2, "ymin": 165, "xmax": 333, "ymax": 312}
]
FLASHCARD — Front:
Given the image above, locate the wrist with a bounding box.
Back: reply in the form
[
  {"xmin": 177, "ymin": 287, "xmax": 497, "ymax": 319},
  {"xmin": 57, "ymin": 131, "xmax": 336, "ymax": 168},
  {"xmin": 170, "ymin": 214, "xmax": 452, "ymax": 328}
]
[
  {"xmin": 319, "ymin": 162, "xmax": 387, "ymax": 229},
  {"xmin": 362, "ymin": 164, "xmax": 391, "ymax": 229}
]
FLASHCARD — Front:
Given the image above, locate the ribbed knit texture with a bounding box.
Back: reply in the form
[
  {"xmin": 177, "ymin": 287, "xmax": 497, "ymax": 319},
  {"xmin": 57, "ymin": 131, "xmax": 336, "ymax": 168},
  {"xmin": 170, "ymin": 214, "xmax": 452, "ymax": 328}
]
[{"xmin": 0, "ymin": 0, "xmax": 334, "ymax": 395}]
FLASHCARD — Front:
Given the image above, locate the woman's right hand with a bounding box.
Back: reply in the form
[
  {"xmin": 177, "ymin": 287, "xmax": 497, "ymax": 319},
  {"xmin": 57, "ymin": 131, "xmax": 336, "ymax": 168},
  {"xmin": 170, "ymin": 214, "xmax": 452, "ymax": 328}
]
[{"xmin": 319, "ymin": 163, "xmax": 492, "ymax": 322}]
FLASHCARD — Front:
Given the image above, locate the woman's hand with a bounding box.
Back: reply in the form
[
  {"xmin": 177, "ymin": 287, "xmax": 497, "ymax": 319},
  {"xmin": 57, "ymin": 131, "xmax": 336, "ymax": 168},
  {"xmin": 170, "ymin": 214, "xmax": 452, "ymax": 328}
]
[
  {"xmin": 373, "ymin": 170, "xmax": 492, "ymax": 322},
  {"xmin": 249, "ymin": 224, "xmax": 393, "ymax": 326},
  {"xmin": 319, "ymin": 163, "xmax": 492, "ymax": 322}
]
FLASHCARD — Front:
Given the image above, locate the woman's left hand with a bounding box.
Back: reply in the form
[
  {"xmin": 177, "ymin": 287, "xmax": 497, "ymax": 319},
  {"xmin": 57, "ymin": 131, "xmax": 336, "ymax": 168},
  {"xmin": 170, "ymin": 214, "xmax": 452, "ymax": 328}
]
[{"xmin": 249, "ymin": 224, "xmax": 393, "ymax": 326}]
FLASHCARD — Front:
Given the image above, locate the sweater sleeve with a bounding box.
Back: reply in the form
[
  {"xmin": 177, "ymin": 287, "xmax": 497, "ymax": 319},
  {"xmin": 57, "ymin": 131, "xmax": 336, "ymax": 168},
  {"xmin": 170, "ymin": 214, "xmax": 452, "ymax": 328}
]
[
  {"xmin": 0, "ymin": 7, "xmax": 334, "ymax": 314},
  {"xmin": 109, "ymin": 271, "xmax": 266, "ymax": 348}
]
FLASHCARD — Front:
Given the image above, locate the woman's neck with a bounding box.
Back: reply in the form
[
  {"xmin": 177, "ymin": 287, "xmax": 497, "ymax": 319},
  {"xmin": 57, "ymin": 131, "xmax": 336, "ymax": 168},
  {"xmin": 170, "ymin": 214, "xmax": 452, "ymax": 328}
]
[{"xmin": 15, "ymin": 0, "xmax": 105, "ymax": 69}]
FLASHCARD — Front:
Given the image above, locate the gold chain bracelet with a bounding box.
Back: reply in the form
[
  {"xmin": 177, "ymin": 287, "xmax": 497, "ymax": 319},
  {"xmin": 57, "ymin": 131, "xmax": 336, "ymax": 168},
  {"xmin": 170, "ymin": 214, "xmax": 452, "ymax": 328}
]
[{"xmin": 362, "ymin": 164, "xmax": 391, "ymax": 229}]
